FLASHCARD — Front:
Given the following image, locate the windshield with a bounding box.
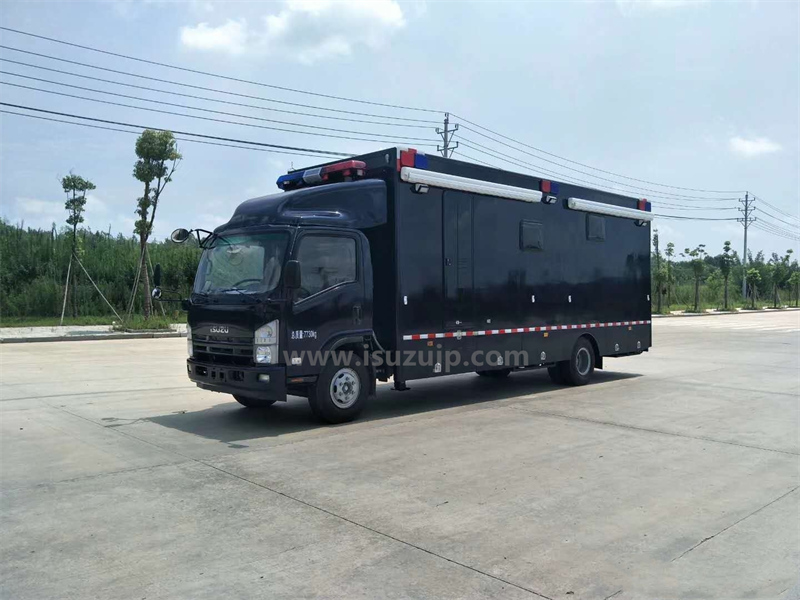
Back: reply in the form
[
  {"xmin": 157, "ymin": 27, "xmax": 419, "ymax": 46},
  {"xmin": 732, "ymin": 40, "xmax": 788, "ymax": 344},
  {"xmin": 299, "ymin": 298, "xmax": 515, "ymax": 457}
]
[{"xmin": 193, "ymin": 231, "xmax": 288, "ymax": 296}]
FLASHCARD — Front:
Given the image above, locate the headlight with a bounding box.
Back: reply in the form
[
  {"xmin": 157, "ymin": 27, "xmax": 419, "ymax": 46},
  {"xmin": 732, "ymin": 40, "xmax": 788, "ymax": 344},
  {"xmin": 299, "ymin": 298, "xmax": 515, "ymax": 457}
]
[
  {"xmin": 255, "ymin": 345, "xmax": 273, "ymax": 364},
  {"xmin": 187, "ymin": 328, "xmax": 193, "ymax": 358},
  {"xmin": 254, "ymin": 320, "xmax": 279, "ymax": 364}
]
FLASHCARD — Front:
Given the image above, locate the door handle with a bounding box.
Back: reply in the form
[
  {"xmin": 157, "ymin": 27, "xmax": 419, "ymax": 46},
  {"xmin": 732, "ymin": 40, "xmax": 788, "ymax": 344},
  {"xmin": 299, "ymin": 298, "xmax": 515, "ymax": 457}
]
[{"xmin": 353, "ymin": 305, "xmax": 362, "ymax": 323}]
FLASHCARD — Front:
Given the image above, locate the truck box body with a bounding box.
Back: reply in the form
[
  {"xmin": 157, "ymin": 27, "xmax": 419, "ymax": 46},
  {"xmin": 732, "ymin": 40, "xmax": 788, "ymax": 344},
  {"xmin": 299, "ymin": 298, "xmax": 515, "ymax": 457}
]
[{"xmin": 180, "ymin": 147, "xmax": 651, "ymax": 418}]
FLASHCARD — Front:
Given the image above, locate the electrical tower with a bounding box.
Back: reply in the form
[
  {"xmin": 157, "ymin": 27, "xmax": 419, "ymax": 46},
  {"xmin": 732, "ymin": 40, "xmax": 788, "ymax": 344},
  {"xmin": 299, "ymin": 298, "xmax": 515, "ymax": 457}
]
[
  {"xmin": 436, "ymin": 113, "xmax": 459, "ymax": 158},
  {"xmin": 738, "ymin": 192, "xmax": 757, "ymax": 299}
]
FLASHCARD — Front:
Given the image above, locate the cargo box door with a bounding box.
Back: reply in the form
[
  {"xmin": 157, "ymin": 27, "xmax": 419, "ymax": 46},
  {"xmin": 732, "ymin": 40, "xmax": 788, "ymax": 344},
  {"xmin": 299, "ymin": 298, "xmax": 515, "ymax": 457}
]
[{"xmin": 443, "ymin": 191, "xmax": 474, "ymax": 330}]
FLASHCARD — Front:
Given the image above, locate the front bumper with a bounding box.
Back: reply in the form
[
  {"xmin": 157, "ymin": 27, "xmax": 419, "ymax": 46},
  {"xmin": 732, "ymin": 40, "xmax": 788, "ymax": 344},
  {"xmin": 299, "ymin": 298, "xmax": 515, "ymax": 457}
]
[{"xmin": 187, "ymin": 359, "xmax": 286, "ymax": 402}]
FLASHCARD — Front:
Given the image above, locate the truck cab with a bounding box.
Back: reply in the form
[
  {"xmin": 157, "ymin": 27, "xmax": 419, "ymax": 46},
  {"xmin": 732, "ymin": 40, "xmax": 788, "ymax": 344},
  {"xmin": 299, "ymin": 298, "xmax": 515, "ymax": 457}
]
[{"xmin": 174, "ymin": 163, "xmax": 385, "ymax": 423}]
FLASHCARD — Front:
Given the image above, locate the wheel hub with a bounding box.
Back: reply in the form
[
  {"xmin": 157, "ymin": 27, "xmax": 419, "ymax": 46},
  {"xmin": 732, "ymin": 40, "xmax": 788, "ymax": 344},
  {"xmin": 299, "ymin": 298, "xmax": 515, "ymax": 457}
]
[
  {"xmin": 576, "ymin": 347, "xmax": 591, "ymax": 376},
  {"xmin": 329, "ymin": 368, "xmax": 360, "ymax": 409}
]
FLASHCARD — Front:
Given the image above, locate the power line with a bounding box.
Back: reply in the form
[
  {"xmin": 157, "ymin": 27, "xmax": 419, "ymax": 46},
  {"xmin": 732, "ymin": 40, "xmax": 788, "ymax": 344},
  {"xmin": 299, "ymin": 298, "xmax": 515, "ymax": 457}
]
[
  {"xmin": 652, "ymin": 214, "xmax": 739, "ymax": 221},
  {"xmin": 0, "ymin": 102, "xmax": 353, "ymax": 156},
  {"xmin": 0, "ymin": 109, "xmax": 337, "ymax": 160},
  {"xmin": 751, "ymin": 217, "xmax": 800, "ymax": 239},
  {"xmin": 0, "ymin": 81, "xmax": 440, "ymax": 147},
  {"xmin": 456, "ymin": 134, "xmax": 738, "ymax": 201},
  {"xmin": 750, "ymin": 194, "xmax": 800, "ymax": 222},
  {"xmin": 458, "ymin": 139, "xmax": 739, "ymax": 203},
  {"xmin": 450, "ymin": 114, "xmax": 745, "ymax": 195},
  {"xmin": 448, "ymin": 151, "xmax": 741, "ymax": 216},
  {"xmin": 0, "ymin": 26, "xmax": 441, "ymax": 114},
  {"xmin": 0, "ymin": 58, "xmax": 433, "ymax": 129},
  {"xmin": 0, "ymin": 46, "xmax": 439, "ymax": 124},
  {"xmin": 752, "ymin": 222, "xmax": 800, "ymax": 243},
  {"xmin": 654, "ymin": 202, "xmax": 738, "ymax": 210},
  {"xmin": 752, "ymin": 203, "xmax": 800, "ymax": 229},
  {"xmin": 0, "ymin": 73, "xmax": 435, "ymax": 137}
]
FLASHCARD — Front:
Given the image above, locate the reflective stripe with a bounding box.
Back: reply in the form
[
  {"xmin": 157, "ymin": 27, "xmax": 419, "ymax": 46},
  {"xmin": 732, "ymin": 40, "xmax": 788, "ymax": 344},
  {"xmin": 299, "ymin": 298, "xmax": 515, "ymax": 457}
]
[{"xmin": 402, "ymin": 319, "xmax": 651, "ymax": 341}]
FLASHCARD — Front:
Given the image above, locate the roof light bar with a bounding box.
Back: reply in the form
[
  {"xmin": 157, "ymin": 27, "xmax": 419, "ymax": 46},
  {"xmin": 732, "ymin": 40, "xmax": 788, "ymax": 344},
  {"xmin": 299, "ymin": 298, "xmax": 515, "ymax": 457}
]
[
  {"xmin": 277, "ymin": 160, "xmax": 366, "ymax": 191},
  {"xmin": 397, "ymin": 148, "xmax": 428, "ymax": 171},
  {"xmin": 567, "ymin": 197, "xmax": 654, "ymax": 222},
  {"xmin": 539, "ymin": 180, "xmax": 560, "ymax": 194},
  {"xmin": 400, "ymin": 167, "xmax": 543, "ymax": 204}
]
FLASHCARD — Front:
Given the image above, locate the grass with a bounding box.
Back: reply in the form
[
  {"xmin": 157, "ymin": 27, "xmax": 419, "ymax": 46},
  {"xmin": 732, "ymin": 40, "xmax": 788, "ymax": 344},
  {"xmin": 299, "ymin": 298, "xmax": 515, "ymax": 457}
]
[
  {"xmin": 0, "ymin": 315, "xmax": 116, "ymax": 328},
  {"xmin": 112, "ymin": 315, "xmax": 178, "ymax": 331},
  {"xmin": 0, "ymin": 314, "xmax": 183, "ymax": 329}
]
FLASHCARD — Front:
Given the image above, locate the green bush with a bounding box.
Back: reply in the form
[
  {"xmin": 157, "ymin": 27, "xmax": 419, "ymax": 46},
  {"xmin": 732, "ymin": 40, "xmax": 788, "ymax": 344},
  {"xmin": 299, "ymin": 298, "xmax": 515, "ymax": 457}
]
[{"xmin": 0, "ymin": 219, "xmax": 201, "ymax": 319}]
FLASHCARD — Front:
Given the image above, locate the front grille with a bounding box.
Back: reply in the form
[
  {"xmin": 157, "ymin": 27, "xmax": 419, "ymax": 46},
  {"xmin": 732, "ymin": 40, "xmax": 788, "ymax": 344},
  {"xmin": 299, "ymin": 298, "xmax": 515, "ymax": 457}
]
[{"xmin": 193, "ymin": 333, "xmax": 253, "ymax": 366}]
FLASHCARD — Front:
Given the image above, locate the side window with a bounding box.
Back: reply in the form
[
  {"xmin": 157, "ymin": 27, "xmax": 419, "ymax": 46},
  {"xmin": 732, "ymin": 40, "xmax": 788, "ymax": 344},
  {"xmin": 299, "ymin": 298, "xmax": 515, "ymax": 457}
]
[
  {"xmin": 586, "ymin": 214, "xmax": 606, "ymax": 242},
  {"xmin": 296, "ymin": 235, "xmax": 357, "ymax": 298},
  {"xmin": 520, "ymin": 220, "xmax": 544, "ymax": 251}
]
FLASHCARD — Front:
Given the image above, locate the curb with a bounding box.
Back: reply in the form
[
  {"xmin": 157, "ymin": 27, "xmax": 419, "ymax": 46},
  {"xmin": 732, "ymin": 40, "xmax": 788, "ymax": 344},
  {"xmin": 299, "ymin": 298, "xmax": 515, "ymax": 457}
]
[
  {"xmin": 0, "ymin": 331, "xmax": 187, "ymax": 344},
  {"xmin": 652, "ymin": 307, "xmax": 800, "ymax": 318}
]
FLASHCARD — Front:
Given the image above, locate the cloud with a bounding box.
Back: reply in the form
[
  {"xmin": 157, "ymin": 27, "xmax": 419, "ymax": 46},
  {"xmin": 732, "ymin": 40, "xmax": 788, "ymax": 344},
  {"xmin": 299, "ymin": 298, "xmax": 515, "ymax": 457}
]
[
  {"xmin": 13, "ymin": 198, "xmax": 63, "ymax": 229},
  {"xmin": 180, "ymin": 18, "xmax": 248, "ymax": 55},
  {"xmin": 616, "ymin": 0, "xmax": 699, "ymax": 15},
  {"xmin": 728, "ymin": 136, "xmax": 782, "ymax": 158},
  {"xmin": 85, "ymin": 194, "xmax": 107, "ymax": 215},
  {"xmin": 179, "ymin": 0, "xmax": 406, "ymax": 64}
]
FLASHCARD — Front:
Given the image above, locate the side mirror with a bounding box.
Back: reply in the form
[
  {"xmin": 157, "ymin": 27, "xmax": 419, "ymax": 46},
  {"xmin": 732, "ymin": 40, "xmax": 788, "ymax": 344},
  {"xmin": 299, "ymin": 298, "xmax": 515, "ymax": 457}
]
[
  {"xmin": 170, "ymin": 228, "xmax": 192, "ymax": 243},
  {"xmin": 153, "ymin": 263, "xmax": 162, "ymax": 287},
  {"xmin": 284, "ymin": 260, "xmax": 301, "ymax": 289}
]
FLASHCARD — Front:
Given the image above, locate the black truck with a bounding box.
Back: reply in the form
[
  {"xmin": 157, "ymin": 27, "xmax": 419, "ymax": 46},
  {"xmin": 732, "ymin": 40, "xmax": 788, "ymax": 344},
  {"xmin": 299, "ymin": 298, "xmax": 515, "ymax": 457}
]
[{"xmin": 156, "ymin": 147, "xmax": 652, "ymax": 423}]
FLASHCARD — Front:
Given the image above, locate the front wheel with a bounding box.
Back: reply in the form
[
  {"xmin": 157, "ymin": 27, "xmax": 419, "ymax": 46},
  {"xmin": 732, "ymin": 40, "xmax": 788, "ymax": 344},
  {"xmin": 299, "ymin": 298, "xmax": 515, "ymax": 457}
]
[
  {"xmin": 233, "ymin": 395, "xmax": 277, "ymax": 408},
  {"xmin": 309, "ymin": 357, "xmax": 370, "ymax": 424}
]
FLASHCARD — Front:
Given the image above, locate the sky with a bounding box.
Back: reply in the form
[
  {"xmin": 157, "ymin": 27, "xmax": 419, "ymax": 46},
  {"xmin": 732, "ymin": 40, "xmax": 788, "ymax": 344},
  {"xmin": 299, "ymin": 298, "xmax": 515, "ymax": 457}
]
[{"xmin": 1, "ymin": 0, "xmax": 798, "ymax": 259}]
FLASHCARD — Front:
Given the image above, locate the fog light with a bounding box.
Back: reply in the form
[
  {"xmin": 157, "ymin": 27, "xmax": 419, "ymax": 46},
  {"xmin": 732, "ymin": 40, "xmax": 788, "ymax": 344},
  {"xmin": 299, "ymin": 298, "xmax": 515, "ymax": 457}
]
[{"xmin": 258, "ymin": 374, "xmax": 270, "ymax": 383}]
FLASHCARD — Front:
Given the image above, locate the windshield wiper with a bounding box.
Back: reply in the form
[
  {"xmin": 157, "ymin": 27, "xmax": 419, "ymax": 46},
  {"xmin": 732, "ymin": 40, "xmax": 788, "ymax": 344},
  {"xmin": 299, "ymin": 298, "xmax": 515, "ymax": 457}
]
[{"xmin": 216, "ymin": 287, "xmax": 262, "ymax": 303}]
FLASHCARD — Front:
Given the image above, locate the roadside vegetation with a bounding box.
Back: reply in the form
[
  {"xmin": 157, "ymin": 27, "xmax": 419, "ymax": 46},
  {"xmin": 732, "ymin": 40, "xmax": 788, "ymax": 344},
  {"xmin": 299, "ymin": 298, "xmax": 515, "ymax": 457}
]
[
  {"xmin": 0, "ymin": 218, "xmax": 198, "ymax": 326},
  {"xmin": 651, "ymin": 229, "xmax": 798, "ymax": 314}
]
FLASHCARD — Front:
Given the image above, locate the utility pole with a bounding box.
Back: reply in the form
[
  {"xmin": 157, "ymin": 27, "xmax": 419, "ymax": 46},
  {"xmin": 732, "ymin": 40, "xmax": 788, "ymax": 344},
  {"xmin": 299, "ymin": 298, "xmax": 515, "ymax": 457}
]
[
  {"xmin": 738, "ymin": 192, "xmax": 756, "ymax": 300},
  {"xmin": 436, "ymin": 112, "xmax": 459, "ymax": 158}
]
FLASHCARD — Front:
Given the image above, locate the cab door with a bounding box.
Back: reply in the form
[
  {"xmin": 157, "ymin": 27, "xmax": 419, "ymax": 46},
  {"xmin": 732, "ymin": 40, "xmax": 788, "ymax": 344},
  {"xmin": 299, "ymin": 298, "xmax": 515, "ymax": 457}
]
[{"xmin": 285, "ymin": 230, "xmax": 368, "ymax": 375}]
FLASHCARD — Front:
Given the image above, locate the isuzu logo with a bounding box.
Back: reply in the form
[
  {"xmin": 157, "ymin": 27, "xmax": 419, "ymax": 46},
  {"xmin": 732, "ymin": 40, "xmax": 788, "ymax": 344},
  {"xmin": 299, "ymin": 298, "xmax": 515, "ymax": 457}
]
[{"xmin": 209, "ymin": 326, "xmax": 229, "ymax": 334}]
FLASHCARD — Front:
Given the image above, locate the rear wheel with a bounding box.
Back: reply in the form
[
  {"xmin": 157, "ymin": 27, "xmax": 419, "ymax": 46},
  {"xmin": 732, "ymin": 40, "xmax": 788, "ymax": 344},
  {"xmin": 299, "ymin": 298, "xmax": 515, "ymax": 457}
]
[
  {"xmin": 233, "ymin": 395, "xmax": 277, "ymax": 408},
  {"xmin": 563, "ymin": 338, "xmax": 595, "ymax": 386},
  {"xmin": 309, "ymin": 356, "xmax": 370, "ymax": 424},
  {"xmin": 476, "ymin": 368, "xmax": 511, "ymax": 379}
]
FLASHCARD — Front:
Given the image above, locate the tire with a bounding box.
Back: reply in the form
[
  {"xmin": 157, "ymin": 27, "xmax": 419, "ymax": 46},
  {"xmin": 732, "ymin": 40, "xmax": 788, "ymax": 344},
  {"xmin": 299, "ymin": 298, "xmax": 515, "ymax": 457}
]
[
  {"xmin": 476, "ymin": 368, "xmax": 511, "ymax": 379},
  {"xmin": 547, "ymin": 364, "xmax": 567, "ymax": 385},
  {"xmin": 563, "ymin": 337, "xmax": 595, "ymax": 386},
  {"xmin": 309, "ymin": 355, "xmax": 370, "ymax": 424},
  {"xmin": 233, "ymin": 395, "xmax": 277, "ymax": 408}
]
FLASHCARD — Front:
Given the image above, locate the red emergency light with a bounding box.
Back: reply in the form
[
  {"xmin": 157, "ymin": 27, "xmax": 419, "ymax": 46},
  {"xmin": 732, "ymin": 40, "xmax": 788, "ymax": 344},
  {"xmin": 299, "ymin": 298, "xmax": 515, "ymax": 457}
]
[{"xmin": 277, "ymin": 160, "xmax": 367, "ymax": 190}]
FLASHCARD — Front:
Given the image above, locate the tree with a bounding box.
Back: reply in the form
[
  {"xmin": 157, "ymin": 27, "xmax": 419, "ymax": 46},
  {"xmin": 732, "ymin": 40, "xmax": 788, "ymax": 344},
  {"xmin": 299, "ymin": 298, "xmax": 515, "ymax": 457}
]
[
  {"xmin": 789, "ymin": 271, "xmax": 800, "ymax": 308},
  {"xmin": 665, "ymin": 242, "xmax": 675, "ymax": 307},
  {"xmin": 767, "ymin": 250, "xmax": 794, "ymax": 308},
  {"xmin": 720, "ymin": 240, "xmax": 733, "ymax": 311},
  {"xmin": 706, "ymin": 269, "xmax": 723, "ymax": 305},
  {"xmin": 746, "ymin": 268, "xmax": 761, "ymax": 309},
  {"xmin": 62, "ymin": 173, "xmax": 96, "ymax": 317},
  {"xmin": 132, "ymin": 130, "xmax": 181, "ymax": 318},
  {"xmin": 681, "ymin": 245, "xmax": 707, "ymax": 312},
  {"xmin": 652, "ymin": 229, "xmax": 664, "ymax": 313}
]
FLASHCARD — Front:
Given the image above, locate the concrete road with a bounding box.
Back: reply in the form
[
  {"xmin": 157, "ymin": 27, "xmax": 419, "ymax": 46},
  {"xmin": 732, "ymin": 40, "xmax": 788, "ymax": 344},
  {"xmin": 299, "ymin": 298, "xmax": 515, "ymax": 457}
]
[{"xmin": 1, "ymin": 311, "xmax": 798, "ymax": 600}]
